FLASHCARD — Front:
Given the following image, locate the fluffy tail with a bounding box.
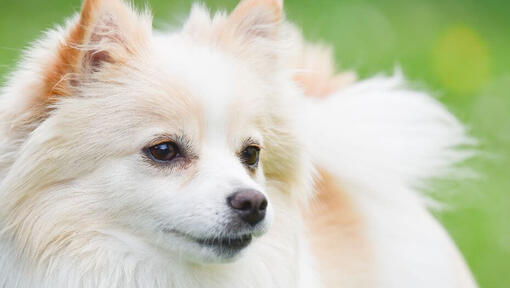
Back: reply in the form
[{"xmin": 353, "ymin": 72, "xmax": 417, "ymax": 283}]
[
  {"xmin": 300, "ymin": 74, "xmax": 477, "ymax": 287},
  {"xmin": 302, "ymin": 74, "xmax": 473, "ymax": 206},
  {"xmin": 286, "ymin": 25, "xmax": 476, "ymax": 286}
]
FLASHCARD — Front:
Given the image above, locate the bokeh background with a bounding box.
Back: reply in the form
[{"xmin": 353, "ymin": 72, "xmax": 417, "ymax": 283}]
[{"xmin": 1, "ymin": 0, "xmax": 508, "ymax": 286}]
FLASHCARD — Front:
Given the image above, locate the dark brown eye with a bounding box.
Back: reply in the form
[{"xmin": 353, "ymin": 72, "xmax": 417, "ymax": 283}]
[
  {"xmin": 147, "ymin": 142, "xmax": 179, "ymax": 162},
  {"xmin": 241, "ymin": 146, "xmax": 260, "ymax": 168}
]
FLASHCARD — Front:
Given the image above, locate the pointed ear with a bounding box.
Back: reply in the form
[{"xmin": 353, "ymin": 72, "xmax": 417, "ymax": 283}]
[
  {"xmin": 220, "ymin": 0, "xmax": 284, "ymax": 71},
  {"xmin": 45, "ymin": 0, "xmax": 151, "ymax": 98},
  {"xmin": 228, "ymin": 0, "xmax": 283, "ymax": 38}
]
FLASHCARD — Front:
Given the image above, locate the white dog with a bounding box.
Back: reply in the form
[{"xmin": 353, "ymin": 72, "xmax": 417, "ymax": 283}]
[{"xmin": 0, "ymin": 0, "xmax": 477, "ymax": 287}]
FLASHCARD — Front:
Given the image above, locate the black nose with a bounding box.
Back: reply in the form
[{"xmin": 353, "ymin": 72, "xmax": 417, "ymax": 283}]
[{"xmin": 227, "ymin": 189, "xmax": 268, "ymax": 226}]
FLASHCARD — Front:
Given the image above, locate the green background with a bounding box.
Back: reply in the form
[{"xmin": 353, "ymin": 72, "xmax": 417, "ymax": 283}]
[{"xmin": 0, "ymin": 0, "xmax": 508, "ymax": 286}]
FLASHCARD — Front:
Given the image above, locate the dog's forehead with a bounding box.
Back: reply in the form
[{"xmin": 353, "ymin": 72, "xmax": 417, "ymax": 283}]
[{"xmin": 145, "ymin": 34, "xmax": 266, "ymax": 140}]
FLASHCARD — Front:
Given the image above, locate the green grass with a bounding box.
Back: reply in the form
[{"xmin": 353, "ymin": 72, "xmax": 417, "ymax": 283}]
[{"xmin": 1, "ymin": 0, "xmax": 509, "ymax": 286}]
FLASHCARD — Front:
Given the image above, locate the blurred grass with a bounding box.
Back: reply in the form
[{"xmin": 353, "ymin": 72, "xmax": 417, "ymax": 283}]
[{"xmin": 0, "ymin": 0, "xmax": 509, "ymax": 286}]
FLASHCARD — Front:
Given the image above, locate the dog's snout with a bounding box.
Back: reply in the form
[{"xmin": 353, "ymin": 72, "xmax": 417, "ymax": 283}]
[{"xmin": 227, "ymin": 189, "xmax": 267, "ymax": 226}]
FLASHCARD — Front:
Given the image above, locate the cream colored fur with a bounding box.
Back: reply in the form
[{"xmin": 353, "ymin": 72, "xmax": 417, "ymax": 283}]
[{"xmin": 0, "ymin": 0, "xmax": 476, "ymax": 287}]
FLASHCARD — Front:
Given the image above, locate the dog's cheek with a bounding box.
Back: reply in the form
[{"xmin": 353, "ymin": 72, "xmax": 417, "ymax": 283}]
[{"xmin": 73, "ymin": 159, "xmax": 179, "ymax": 232}]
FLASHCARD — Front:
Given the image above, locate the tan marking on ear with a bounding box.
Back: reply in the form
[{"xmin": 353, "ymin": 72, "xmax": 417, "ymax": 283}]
[
  {"xmin": 39, "ymin": 0, "xmax": 148, "ymax": 116},
  {"xmin": 43, "ymin": 0, "xmax": 103, "ymax": 101},
  {"xmin": 213, "ymin": 0, "xmax": 283, "ymax": 68},
  {"xmin": 229, "ymin": 0, "xmax": 283, "ymax": 29},
  {"xmin": 303, "ymin": 169, "xmax": 375, "ymax": 287},
  {"xmin": 227, "ymin": 0, "xmax": 282, "ymax": 43}
]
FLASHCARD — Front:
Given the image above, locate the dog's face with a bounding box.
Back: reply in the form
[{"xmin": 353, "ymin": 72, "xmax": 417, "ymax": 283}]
[
  {"xmin": 71, "ymin": 37, "xmax": 274, "ymax": 262},
  {"xmin": 0, "ymin": 0, "xmax": 309, "ymax": 265}
]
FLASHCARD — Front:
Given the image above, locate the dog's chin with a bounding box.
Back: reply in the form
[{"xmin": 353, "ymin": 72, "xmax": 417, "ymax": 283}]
[{"xmin": 161, "ymin": 225, "xmax": 268, "ymax": 264}]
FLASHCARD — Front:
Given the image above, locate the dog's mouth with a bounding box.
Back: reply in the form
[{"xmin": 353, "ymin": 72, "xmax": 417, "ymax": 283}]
[
  {"xmin": 195, "ymin": 234, "xmax": 253, "ymax": 250},
  {"xmin": 164, "ymin": 229, "xmax": 254, "ymax": 255}
]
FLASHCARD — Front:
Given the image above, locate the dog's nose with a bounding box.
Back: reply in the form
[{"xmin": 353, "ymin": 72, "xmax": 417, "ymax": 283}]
[{"xmin": 227, "ymin": 189, "xmax": 268, "ymax": 226}]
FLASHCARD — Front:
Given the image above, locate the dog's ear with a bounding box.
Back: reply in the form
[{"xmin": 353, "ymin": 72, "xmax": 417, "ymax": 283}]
[
  {"xmin": 45, "ymin": 0, "xmax": 151, "ymax": 98},
  {"xmin": 220, "ymin": 0, "xmax": 284, "ymax": 72},
  {"xmin": 228, "ymin": 0, "xmax": 283, "ymax": 38},
  {"xmin": 1, "ymin": 0, "xmax": 152, "ymax": 132},
  {"xmin": 3, "ymin": 0, "xmax": 152, "ymax": 129}
]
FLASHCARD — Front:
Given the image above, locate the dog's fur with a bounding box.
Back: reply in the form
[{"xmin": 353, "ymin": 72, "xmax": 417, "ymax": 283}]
[{"xmin": 0, "ymin": 0, "xmax": 477, "ymax": 287}]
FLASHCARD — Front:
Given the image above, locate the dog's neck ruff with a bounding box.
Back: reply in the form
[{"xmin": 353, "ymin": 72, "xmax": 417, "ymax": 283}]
[{"xmin": 0, "ymin": 217, "xmax": 314, "ymax": 288}]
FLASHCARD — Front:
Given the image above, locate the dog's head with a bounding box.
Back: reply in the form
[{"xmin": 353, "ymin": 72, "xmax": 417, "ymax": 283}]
[{"xmin": 0, "ymin": 0, "xmax": 311, "ymax": 264}]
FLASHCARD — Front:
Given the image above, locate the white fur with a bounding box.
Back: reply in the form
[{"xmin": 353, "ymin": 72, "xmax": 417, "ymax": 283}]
[
  {"xmin": 302, "ymin": 74, "xmax": 477, "ymax": 287},
  {"xmin": 0, "ymin": 0, "xmax": 476, "ymax": 287}
]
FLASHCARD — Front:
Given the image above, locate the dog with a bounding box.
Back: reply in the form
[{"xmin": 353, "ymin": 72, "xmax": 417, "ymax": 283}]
[{"xmin": 0, "ymin": 0, "xmax": 477, "ymax": 287}]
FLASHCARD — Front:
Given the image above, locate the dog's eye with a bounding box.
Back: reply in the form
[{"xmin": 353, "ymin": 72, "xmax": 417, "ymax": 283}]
[
  {"xmin": 147, "ymin": 142, "xmax": 180, "ymax": 162},
  {"xmin": 241, "ymin": 146, "xmax": 260, "ymax": 168}
]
